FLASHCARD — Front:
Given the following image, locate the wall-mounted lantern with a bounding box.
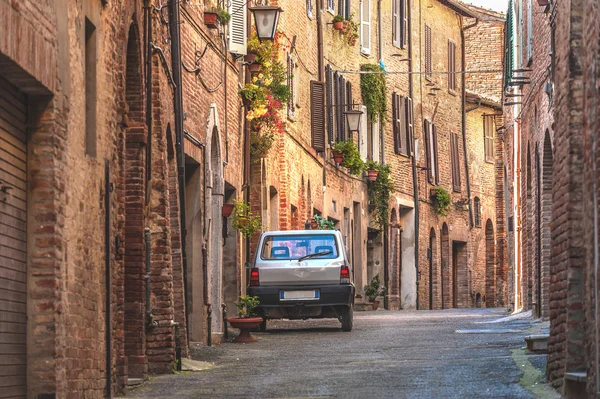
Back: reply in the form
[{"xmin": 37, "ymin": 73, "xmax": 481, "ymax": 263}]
[
  {"xmin": 344, "ymin": 109, "xmax": 363, "ymax": 133},
  {"xmin": 249, "ymin": 5, "xmax": 283, "ymax": 41}
]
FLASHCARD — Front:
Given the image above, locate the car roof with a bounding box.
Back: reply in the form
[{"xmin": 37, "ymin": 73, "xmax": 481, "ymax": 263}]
[{"xmin": 262, "ymin": 230, "xmax": 340, "ymax": 236}]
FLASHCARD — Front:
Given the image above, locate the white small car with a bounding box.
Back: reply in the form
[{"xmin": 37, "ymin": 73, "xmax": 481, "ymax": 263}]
[{"xmin": 247, "ymin": 230, "xmax": 355, "ymax": 331}]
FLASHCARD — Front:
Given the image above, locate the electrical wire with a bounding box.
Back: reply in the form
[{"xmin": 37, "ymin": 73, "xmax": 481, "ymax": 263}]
[{"xmin": 335, "ymin": 68, "xmax": 504, "ymax": 75}]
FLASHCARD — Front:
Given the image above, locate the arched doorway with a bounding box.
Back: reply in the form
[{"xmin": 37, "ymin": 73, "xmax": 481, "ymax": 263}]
[
  {"xmin": 441, "ymin": 223, "xmax": 450, "ymax": 308},
  {"xmin": 541, "ymin": 131, "xmax": 553, "ymax": 318},
  {"xmin": 429, "ymin": 228, "xmax": 438, "ymax": 310},
  {"xmin": 390, "ymin": 209, "xmax": 401, "ymax": 309},
  {"xmin": 485, "ymin": 219, "xmax": 496, "ymax": 307},
  {"xmin": 122, "ymin": 22, "xmax": 147, "ymax": 378}
]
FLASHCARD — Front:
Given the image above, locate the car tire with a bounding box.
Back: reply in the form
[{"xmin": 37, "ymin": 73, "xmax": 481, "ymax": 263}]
[
  {"xmin": 259, "ymin": 319, "xmax": 267, "ymax": 332},
  {"xmin": 341, "ymin": 304, "xmax": 353, "ymax": 332}
]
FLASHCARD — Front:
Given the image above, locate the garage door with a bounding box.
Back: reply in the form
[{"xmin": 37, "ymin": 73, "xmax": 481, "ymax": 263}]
[{"xmin": 0, "ymin": 76, "xmax": 27, "ymax": 398}]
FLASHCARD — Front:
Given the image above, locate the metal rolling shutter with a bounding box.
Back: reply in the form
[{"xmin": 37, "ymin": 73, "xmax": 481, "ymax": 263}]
[{"xmin": 0, "ymin": 76, "xmax": 27, "ymax": 399}]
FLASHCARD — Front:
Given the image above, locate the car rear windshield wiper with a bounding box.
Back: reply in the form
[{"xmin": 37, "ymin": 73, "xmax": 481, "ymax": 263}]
[{"xmin": 297, "ymin": 250, "xmax": 333, "ymax": 262}]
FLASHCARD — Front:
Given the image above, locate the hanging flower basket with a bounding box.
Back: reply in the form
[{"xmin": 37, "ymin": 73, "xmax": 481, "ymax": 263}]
[
  {"xmin": 332, "ymin": 150, "xmax": 344, "ymax": 164},
  {"xmin": 204, "ymin": 11, "xmax": 219, "ymax": 28},
  {"xmin": 367, "ymin": 169, "xmax": 379, "ymax": 182},
  {"xmin": 222, "ymin": 203, "xmax": 234, "ymax": 217},
  {"xmin": 333, "ymin": 20, "xmax": 345, "ymax": 31}
]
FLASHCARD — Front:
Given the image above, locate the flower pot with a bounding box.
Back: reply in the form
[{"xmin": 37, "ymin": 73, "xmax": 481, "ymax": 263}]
[
  {"xmin": 310, "ymin": 219, "xmax": 318, "ymax": 229},
  {"xmin": 332, "ymin": 150, "xmax": 344, "ymax": 164},
  {"xmin": 333, "ymin": 21, "xmax": 345, "ymax": 31},
  {"xmin": 372, "ymin": 299, "xmax": 380, "ymax": 310},
  {"xmin": 228, "ymin": 317, "xmax": 263, "ymax": 343},
  {"xmin": 348, "ymin": 36, "xmax": 357, "ymax": 46},
  {"xmin": 222, "ymin": 203, "xmax": 234, "ymax": 217},
  {"xmin": 245, "ymin": 52, "xmax": 257, "ymax": 64},
  {"xmin": 367, "ymin": 169, "xmax": 379, "ymax": 182},
  {"xmin": 537, "ymin": 0, "xmax": 549, "ymax": 5},
  {"xmin": 248, "ymin": 63, "xmax": 262, "ymax": 73},
  {"xmin": 430, "ymin": 188, "xmax": 437, "ymax": 198},
  {"xmin": 204, "ymin": 12, "xmax": 219, "ymax": 29}
]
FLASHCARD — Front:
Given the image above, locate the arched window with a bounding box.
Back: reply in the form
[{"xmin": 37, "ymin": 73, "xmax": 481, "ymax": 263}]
[{"xmin": 474, "ymin": 197, "xmax": 481, "ymax": 228}]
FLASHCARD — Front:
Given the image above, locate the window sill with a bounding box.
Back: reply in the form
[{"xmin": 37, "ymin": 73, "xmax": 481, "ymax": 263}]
[
  {"xmin": 485, "ymin": 159, "xmax": 495, "ymax": 164},
  {"xmin": 448, "ymin": 89, "xmax": 458, "ymax": 97}
]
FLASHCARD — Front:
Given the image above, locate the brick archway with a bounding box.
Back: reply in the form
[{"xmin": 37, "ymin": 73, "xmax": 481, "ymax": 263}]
[
  {"xmin": 441, "ymin": 223, "xmax": 450, "ymax": 308},
  {"xmin": 122, "ymin": 22, "xmax": 148, "ymax": 379},
  {"xmin": 485, "ymin": 219, "xmax": 496, "ymax": 307},
  {"xmin": 429, "ymin": 228, "xmax": 439, "ymax": 310}
]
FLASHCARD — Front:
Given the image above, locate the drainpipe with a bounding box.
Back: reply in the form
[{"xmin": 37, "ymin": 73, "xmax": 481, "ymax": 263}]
[
  {"xmin": 168, "ymin": 0, "xmax": 190, "ymax": 344},
  {"xmin": 461, "ymin": 16, "xmax": 478, "ymax": 229},
  {"xmin": 104, "ymin": 161, "xmax": 112, "ymax": 398},
  {"xmin": 409, "ymin": 0, "xmax": 419, "ymax": 310},
  {"xmin": 145, "ymin": 228, "xmax": 157, "ymax": 328},
  {"xmin": 145, "ymin": 0, "xmax": 152, "ymax": 204},
  {"xmin": 202, "ymin": 240, "xmax": 212, "ymax": 346}
]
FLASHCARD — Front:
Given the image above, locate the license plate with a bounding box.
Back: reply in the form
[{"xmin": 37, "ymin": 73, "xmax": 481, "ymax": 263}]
[{"xmin": 280, "ymin": 290, "xmax": 319, "ymax": 301}]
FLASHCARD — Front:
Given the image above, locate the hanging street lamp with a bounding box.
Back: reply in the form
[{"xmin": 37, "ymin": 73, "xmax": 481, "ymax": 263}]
[
  {"xmin": 249, "ymin": 5, "xmax": 283, "ymax": 41},
  {"xmin": 344, "ymin": 108, "xmax": 363, "ymax": 133}
]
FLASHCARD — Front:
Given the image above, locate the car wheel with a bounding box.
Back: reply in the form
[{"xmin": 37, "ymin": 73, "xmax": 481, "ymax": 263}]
[
  {"xmin": 259, "ymin": 319, "xmax": 267, "ymax": 332},
  {"xmin": 341, "ymin": 304, "xmax": 353, "ymax": 332}
]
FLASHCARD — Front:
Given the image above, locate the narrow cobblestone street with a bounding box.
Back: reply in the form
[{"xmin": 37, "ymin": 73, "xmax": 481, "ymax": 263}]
[{"xmin": 123, "ymin": 309, "xmax": 554, "ymax": 399}]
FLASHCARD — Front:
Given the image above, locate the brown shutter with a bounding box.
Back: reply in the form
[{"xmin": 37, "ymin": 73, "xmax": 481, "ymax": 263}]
[
  {"xmin": 326, "ymin": 66, "xmax": 334, "ymax": 143},
  {"xmin": 399, "ymin": 96, "xmax": 407, "ymax": 155},
  {"xmin": 401, "ymin": 0, "xmax": 408, "ymax": 49},
  {"xmin": 392, "ymin": 0, "xmax": 399, "ymax": 46},
  {"xmin": 432, "ymin": 124, "xmax": 439, "ymax": 184},
  {"xmin": 425, "ymin": 25, "xmax": 432, "ymax": 79},
  {"xmin": 311, "ymin": 81, "xmax": 326, "ymax": 152},
  {"xmin": 339, "ymin": 75, "xmax": 346, "ymax": 141},
  {"xmin": 451, "ymin": 133, "xmax": 461, "ymax": 191},
  {"xmin": 424, "ymin": 120, "xmax": 432, "ymax": 183},
  {"xmin": 392, "ymin": 93, "xmax": 399, "ymax": 153},
  {"xmin": 406, "ymin": 97, "xmax": 414, "ymax": 155}
]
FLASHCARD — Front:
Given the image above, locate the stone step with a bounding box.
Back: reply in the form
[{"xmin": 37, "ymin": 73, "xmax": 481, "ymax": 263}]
[
  {"xmin": 524, "ymin": 334, "xmax": 549, "ymax": 352},
  {"xmin": 126, "ymin": 378, "xmax": 144, "ymax": 387}
]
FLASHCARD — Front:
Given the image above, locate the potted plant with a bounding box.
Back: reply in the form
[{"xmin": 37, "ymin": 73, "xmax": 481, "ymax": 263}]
[
  {"xmin": 364, "ymin": 274, "xmax": 386, "ymax": 310},
  {"xmin": 248, "ymin": 62, "xmax": 262, "ymax": 73},
  {"xmin": 331, "ymin": 140, "xmax": 365, "ymax": 176},
  {"xmin": 364, "ymin": 158, "xmax": 380, "ymax": 182},
  {"xmin": 204, "ymin": 9, "xmax": 219, "ymax": 28},
  {"xmin": 312, "ymin": 214, "xmax": 335, "ymax": 230},
  {"xmin": 231, "ymin": 199, "xmax": 262, "ymax": 237},
  {"xmin": 332, "ymin": 149, "xmax": 344, "ymax": 164},
  {"xmin": 227, "ymin": 295, "xmax": 263, "ymax": 343},
  {"xmin": 222, "ymin": 203, "xmax": 234, "ymax": 217},
  {"xmin": 332, "ymin": 15, "xmax": 345, "ymax": 31},
  {"xmin": 431, "ymin": 186, "xmax": 452, "ymax": 217},
  {"xmin": 310, "ymin": 217, "xmax": 319, "ymax": 229}
]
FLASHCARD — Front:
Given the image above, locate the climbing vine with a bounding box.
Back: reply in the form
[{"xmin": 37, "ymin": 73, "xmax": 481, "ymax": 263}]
[
  {"xmin": 432, "ymin": 186, "xmax": 452, "ymax": 217},
  {"xmin": 367, "ymin": 162, "xmax": 394, "ymax": 231},
  {"xmin": 360, "ymin": 64, "xmax": 387, "ymax": 123}
]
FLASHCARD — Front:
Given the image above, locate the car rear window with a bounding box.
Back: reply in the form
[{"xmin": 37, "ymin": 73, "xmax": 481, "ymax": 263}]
[{"xmin": 260, "ymin": 234, "xmax": 339, "ymax": 260}]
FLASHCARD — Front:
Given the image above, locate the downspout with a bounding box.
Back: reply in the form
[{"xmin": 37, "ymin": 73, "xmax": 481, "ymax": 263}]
[
  {"xmin": 409, "ymin": 0, "xmax": 419, "ymax": 310},
  {"xmin": 145, "ymin": 0, "xmax": 152, "ymax": 203},
  {"xmin": 104, "ymin": 161, "xmax": 112, "ymax": 398},
  {"xmin": 244, "ymin": 4, "xmax": 252, "ymax": 275},
  {"xmin": 461, "ymin": 16, "xmax": 478, "ymax": 229},
  {"xmin": 168, "ymin": 0, "xmax": 189, "ymax": 344}
]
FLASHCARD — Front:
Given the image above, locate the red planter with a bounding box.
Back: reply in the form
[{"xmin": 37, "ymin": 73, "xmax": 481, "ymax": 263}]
[
  {"xmin": 310, "ymin": 219, "xmax": 318, "ymax": 229},
  {"xmin": 332, "ymin": 150, "xmax": 344, "ymax": 164},
  {"xmin": 245, "ymin": 52, "xmax": 257, "ymax": 64},
  {"xmin": 222, "ymin": 203, "xmax": 234, "ymax": 217},
  {"xmin": 367, "ymin": 169, "xmax": 379, "ymax": 182},
  {"xmin": 204, "ymin": 12, "xmax": 219, "ymax": 28},
  {"xmin": 248, "ymin": 63, "xmax": 262, "ymax": 73},
  {"xmin": 333, "ymin": 21, "xmax": 345, "ymax": 31},
  {"xmin": 372, "ymin": 299, "xmax": 380, "ymax": 310},
  {"xmin": 228, "ymin": 317, "xmax": 263, "ymax": 343}
]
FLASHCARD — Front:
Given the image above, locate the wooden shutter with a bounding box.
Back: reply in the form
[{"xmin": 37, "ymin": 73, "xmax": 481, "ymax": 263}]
[
  {"xmin": 372, "ymin": 118, "xmax": 380, "ymax": 162},
  {"xmin": 228, "ymin": 0, "xmax": 247, "ymax": 55},
  {"xmin": 484, "ymin": 115, "xmax": 495, "ymax": 162},
  {"xmin": 432, "ymin": 124, "xmax": 439, "ymax": 184},
  {"xmin": 0, "ymin": 77, "xmax": 27, "ymax": 399},
  {"xmin": 360, "ymin": 0, "xmax": 371, "ymax": 55},
  {"xmin": 406, "ymin": 96, "xmax": 414, "ymax": 154},
  {"xmin": 311, "ymin": 81, "xmax": 326, "ymax": 152},
  {"xmin": 359, "ymin": 105, "xmax": 368, "ymax": 160},
  {"xmin": 326, "ymin": 66, "xmax": 334, "ymax": 143},
  {"xmin": 425, "ymin": 25, "xmax": 432, "ymax": 80},
  {"xmin": 392, "ymin": 94, "xmax": 399, "ymax": 153},
  {"xmin": 400, "ymin": 0, "xmax": 408, "ymax": 49},
  {"xmin": 424, "ymin": 120, "xmax": 432, "ymax": 183},
  {"xmin": 399, "ymin": 96, "xmax": 407, "ymax": 155},
  {"xmin": 448, "ymin": 40, "xmax": 456, "ymax": 91},
  {"xmin": 451, "ymin": 133, "xmax": 461, "ymax": 191},
  {"xmin": 392, "ymin": 0, "xmax": 399, "ymax": 47},
  {"xmin": 333, "ymin": 71, "xmax": 339, "ymax": 141},
  {"xmin": 340, "ymin": 76, "xmax": 346, "ymax": 141}
]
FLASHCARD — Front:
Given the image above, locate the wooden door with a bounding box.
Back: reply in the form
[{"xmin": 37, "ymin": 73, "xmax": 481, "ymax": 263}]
[{"xmin": 0, "ymin": 76, "xmax": 28, "ymax": 398}]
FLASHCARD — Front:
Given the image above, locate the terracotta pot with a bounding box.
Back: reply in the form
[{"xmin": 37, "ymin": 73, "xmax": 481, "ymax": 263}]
[
  {"xmin": 248, "ymin": 63, "xmax": 262, "ymax": 73},
  {"xmin": 332, "ymin": 150, "xmax": 344, "ymax": 164},
  {"xmin": 228, "ymin": 317, "xmax": 263, "ymax": 343},
  {"xmin": 333, "ymin": 21, "xmax": 345, "ymax": 31},
  {"xmin": 367, "ymin": 169, "xmax": 379, "ymax": 182},
  {"xmin": 204, "ymin": 12, "xmax": 219, "ymax": 29},
  {"xmin": 372, "ymin": 299, "xmax": 380, "ymax": 310},
  {"xmin": 310, "ymin": 219, "xmax": 318, "ymax": 229},
  {"xmin": 348, "ymin": 36, "xmax": 357, "ymax": 46},
  {"xmin": 245, "ymin": 52, "xmax": 257, "ymax": 64},
  {"xmin": 222, "ymin": 203, "xmax": 234, "ymax": 217}
]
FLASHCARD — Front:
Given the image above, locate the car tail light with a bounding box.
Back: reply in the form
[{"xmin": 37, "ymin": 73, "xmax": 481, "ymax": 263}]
[
  {"xmin": 250, "ymin": 268, "xmax": 260, "ymax": 286},
  {"xmin": 340, "ymin": 265, "xmax": 351, "ymax": 284}
]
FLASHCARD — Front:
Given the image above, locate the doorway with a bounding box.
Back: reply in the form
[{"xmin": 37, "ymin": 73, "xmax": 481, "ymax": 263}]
[{"xmin": 452, "ymin": 242, "xmax": 467, "ymax": 308}]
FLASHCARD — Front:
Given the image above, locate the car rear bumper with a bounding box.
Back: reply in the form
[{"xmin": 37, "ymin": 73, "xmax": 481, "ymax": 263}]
[{"xmin": 248, "ymin": 284, "xmax": 355, "ymax": 308}]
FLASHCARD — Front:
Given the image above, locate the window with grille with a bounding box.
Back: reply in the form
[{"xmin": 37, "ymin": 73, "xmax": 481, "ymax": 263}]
[
  {"xmin": 448, "ymin": 40, "xmax": 456, "ymax": 91},
  {"xmin": 474, "ymin": 197, "xmax": 481, "ymax": 227},
  {"xmin": 451, "ymin": 133, "xmax": 461, "ymax": 191},
  {"xmin": 425, "ymin": 24, "xmax": 432, "ymax": 80},
  {"xmin": 484, "ymin": 115, "xmax": 495, "ymax": 162},
  {"xmin": 424, "ymin": 120, "xmax": 438, "ymax": 184}
]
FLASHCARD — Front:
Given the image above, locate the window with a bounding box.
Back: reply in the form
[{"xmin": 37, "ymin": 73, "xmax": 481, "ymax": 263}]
[
  {"xmin": 326, "ymin": 65, "xmax": 334, "ymax": 143},
  {"xmin": 406, "ymin": 97, "xmax": 414, "ymax": 154},
  {"xmin": 527, "ymin": 0, "xmax": 533, "ymax": 63},
  {"xmin": 311, "ymin": 81, "xmax": 326, "ymax": 152},
  {"xmin": 287, "ymin": 54, "xmax": 295, "ymax": 118},
  {"xmin": 359, "ymin": 105, "xmax": 368, "ymax": 160},
  {"xmin": 392, "ymin": 0, "xmax": 408, "ymax": 48},
  {"xmin": 474, "ymin": 197, "xmax": 481, "ymax": 227},
  {"xmin": 228, "ymin": 0, "xmax": 247, "ymax": 55},
  {"xmin": 424, "ymin": 120, "xmax": 438, "ymax": 184},
  {"xmin": 392, "ymin": 93, "xmax": 408, "ymax": 156},
  {"xmin": 451, "ymin": 133, "xmax": 461, "ymax": 191},
  {"xmin": 332, "ymin": 72, "xmax": 350, "ymax": 141},
  {"xmin": 327, "ymin": 0, "xmax": 335, "ymax": 13},
  {"xmin": 338, "ymin": 0, "xmax": 351, "ymax": 19},
  {"xmin": 484, "ymin": 115, "xmax": 495, "ymax": 162},
  {"xmin": 306, "ymin": 0, "xmax": 313, "ymax": 17},
  {"xmin": 448, "ymin": 40, "xmax": 456, "ymax": 91},
  {"xmin": 360, "ymin": 0, "xmax": 371, "ymax": 55},
  {"xmin": 85, "ymin": 18, "xmax": 97, "ymax": 157},
  {"xmin": 425, "ymin": 24, "xmax": 432, "ymax": 80},
  {"xmin": 261, "ymin": 235, "xmax": 340, "ymax": 260}
]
